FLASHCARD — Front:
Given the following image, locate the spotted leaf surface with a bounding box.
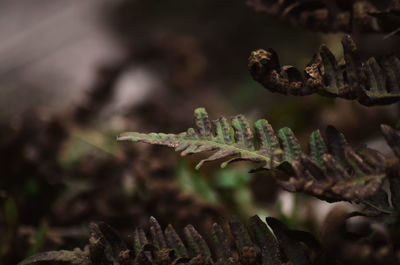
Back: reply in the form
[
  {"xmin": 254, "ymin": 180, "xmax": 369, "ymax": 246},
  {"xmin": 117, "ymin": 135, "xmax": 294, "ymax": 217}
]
[{"xmin": 249, "ymin": 35, "xmax": 400, "ymax": 106}]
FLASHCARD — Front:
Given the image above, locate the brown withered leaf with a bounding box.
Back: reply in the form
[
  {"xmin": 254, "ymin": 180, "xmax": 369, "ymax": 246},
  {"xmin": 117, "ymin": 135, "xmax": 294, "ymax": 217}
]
[
  {"xmin": 277, "ymin": 124, "xmax": 400, "ymax": 206},
  {"xmin": 249, "ymin": 35, "xmax": 400, "ymax": 106},
  {"xmin": 19, "ymin": 216, "xmax": 321, "ymax": 265},
  {"xmin": 276, "ymin": 125, "xmax": 390, "ymax": 202},
  {"xmin": 245, "ymin": 0, "xmax": 400, "ymax": 33},
  {"xmin": 380, "ymin": 124, "xmax": 400, "ymax": 210}
]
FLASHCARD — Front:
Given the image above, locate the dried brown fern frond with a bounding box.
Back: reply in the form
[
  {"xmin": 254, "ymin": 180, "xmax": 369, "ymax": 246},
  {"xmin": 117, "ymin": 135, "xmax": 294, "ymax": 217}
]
[
  {"xmin": 276, "ymin": 126, "xmax": 389, "ymax": 203},
  {"xmin": 381, "ymin": 124, "xmax": 400, "ymax": 209},
  {"xmin": 249, "ymin": 35, "xmax": 400, "ymax": 106},
  {"xmin": 19, "ymin": 216, "xmax": 320, "ymax": 265},
  {"xmin": 277, "ymin": 123, "xmax": 400, "ymax": 209},
  {"xmin": 118, "ymin": 107, "xmax": 400, "ymax": 204},
  {"xmin": 246, "ymin": 0, "xmax": 400, "ymax": 34}
]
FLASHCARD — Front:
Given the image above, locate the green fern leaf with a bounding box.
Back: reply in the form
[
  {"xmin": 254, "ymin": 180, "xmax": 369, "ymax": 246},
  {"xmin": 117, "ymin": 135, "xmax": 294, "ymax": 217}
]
[
  {"xmin": 309, "ymin": 130, "xmax": 327, "ymax": 167},
  {"xmin": 278, "ymin": 127, "xmax": 301, "ymax": 162},
  {"xmin": 118, "ymin": 107, "xmax": 299, "ymax": 170}
]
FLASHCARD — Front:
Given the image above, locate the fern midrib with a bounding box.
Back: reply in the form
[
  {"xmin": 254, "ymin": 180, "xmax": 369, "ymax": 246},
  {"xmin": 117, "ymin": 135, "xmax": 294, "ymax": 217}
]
[
  {"xmin": 118, "ymin": 132, "xmax": 282, "ymax": 168},
  {"xmin": 183, "ymin": 137, "xmax": 278, "ymax": 166}
]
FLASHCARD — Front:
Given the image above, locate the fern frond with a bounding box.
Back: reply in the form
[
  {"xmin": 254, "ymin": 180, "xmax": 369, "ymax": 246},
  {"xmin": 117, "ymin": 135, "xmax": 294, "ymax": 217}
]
[
  {"xmin": 19, "ymin": 216, "xmax": 319, "ymax": 265},
  {"xmin": 249, "ymin": 35, "xmax": 400, "ymax": 106},
  {"xmin": 18, "ymin": 249, "xmax": 90, "ymax": 265},
  {"xmin": 278, "ymin": 125, "xmax": 400, "ymax": 203},
  {"xmin": 118, "ymin": 108, "xmax": 398, "ymax": 203},
  {"xmin": 118, "ymin": 107, "xmax": 303, "ymax": 170},
  {"xmin": 380, "ymin": 124, "xmax": 400, "ymax": 209},
  {"xmin": 246, "ymin": 0, "xmax": 400, "ymax": 34}
]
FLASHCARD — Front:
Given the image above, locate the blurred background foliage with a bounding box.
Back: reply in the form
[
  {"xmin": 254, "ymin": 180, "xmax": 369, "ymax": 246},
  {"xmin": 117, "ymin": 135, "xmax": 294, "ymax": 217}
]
[{"xmin": 0, "ymin": 0, "xmax": 399, "ymax": 264}]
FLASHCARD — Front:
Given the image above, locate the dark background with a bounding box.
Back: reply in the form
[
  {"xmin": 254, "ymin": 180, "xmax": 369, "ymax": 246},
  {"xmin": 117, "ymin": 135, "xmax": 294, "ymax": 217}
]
[{"xmin": 0, "ymin": 1, "xmax": 399, "ymax": 264}]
